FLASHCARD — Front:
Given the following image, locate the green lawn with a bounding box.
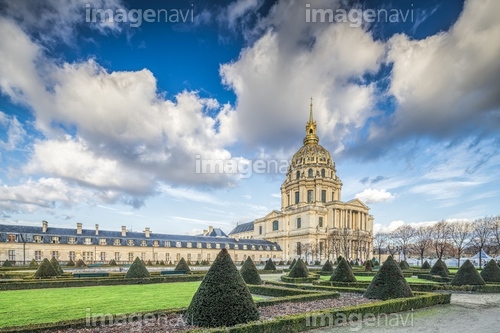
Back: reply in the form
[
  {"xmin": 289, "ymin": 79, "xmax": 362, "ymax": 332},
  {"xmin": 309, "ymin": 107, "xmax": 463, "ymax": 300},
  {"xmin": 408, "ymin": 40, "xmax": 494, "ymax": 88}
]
[{"xmin": 0, "ymin": 282, "xmax": 202, "ymax": 328}]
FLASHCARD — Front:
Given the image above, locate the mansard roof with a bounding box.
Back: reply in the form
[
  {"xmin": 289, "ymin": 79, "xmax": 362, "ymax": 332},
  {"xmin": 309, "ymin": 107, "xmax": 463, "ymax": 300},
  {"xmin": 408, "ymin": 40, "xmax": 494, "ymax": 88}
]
[
  {"xmin": 0, "ymin": 223, "xmax": 280, "ymax": 251},
  {"xmin": 228, "ymin": 221, "xmax": 254, "ymax": 235}
]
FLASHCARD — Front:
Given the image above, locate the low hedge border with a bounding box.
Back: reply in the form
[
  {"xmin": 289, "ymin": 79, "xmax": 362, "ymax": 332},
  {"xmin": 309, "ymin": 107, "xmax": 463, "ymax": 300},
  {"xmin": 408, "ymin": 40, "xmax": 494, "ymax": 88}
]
[
  {"xmin": 417, "ymin": 274, "xmax": 453, "ymax": 283},
  {"xmin": 265, "ymin": 280, "xmax": 365, "ymax": 294},
  {"xmin": 281, "ymin": 274, "xmax": 320, "ymax": 283},
  {"xmin": 0, "ymin": 274, "xmax": 205, "ymax": 291},
  {"xmin": 257, "ymin": 269, "xmax": 284, "ymax": 274},
  {"xmin": 248, "ymin": 285, "xmax": 322, "ymax": 297},
  {"xmin": 314, "ymin": 280, "xmax": 437, "ymax": 292},
  {"xmin": 187, "ymin": 292, "xmax": 451, "ymax": 333}
]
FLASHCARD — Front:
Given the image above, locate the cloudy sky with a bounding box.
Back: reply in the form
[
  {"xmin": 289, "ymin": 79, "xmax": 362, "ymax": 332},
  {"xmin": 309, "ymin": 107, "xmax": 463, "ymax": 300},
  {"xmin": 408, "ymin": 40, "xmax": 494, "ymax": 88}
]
[{"xmin": 0, "ymin": 0, "xmax": 498, "ymax": 235}]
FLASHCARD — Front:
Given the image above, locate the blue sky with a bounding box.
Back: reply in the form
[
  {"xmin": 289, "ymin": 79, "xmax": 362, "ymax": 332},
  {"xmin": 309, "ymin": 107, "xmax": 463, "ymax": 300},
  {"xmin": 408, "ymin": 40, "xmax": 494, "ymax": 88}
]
[{"xmin": 0, "ymin": 0, "xmax": 499, "ymax": 235}]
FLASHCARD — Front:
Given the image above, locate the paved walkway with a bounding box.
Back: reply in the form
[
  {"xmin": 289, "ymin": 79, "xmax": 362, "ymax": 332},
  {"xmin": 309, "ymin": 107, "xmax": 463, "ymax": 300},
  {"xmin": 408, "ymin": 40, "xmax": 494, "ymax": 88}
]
[{"xmin": 308, "ymin": 293, "xmax": 500, "ymax": 332}]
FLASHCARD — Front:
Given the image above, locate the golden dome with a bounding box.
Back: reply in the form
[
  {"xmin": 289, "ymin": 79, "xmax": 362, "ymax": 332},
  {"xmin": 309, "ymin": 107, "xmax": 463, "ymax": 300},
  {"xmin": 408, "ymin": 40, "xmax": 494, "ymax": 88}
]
[{"xmin": 291, "ymin": 143, "xmax": 333, "ymax": 168}]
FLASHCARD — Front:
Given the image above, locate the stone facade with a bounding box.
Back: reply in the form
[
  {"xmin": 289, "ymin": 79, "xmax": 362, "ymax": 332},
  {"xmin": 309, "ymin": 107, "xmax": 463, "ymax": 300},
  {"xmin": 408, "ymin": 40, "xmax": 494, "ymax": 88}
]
[{"xmin": 230, "ymin": 101, "xmax": 373, "ymax": 262}]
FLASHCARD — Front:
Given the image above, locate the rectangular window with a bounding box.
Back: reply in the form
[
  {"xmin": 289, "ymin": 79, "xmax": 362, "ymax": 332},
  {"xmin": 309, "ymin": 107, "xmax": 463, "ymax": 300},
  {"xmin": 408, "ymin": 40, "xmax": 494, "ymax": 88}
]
[
  {"xmin": 8, "ymin": 234, "xmax": 16, "ymax": 242},
  {"xmin": 100, "ymin": 238, "xmax": 107, "ymax": 246},
  {"xmin": 69, "ymin": 251, "xmax": 75, "ymax": 261},
  {"xmin": 234, "ymin": 244, "xmax": 239, "ymax": 249},
  {"xmin": 35, "ymin": 250, "xmax": 42, "ymax": 261},
  {"xmin": 141, "ymin": 253, "xmax": 146, "ymax": 261},
  {"xmin": 166, "ymin": 253, "xmax": 170, "ymax": 262},
  {"xmin": 307, "ymin": 190, "xmax": 313, "ymax": 203},
  {"xmin": 187, "ymin": 253, "xmax": 192, "ymax": 262},
  {"xmin": 153, "ymin": 253, "xmax": 158, "ymax": 262},
  {"xmin": 321, "ymin": 190, "xmax": 326, "ymax": 203},
  {"xmin": 259, "ymin": 226, "xmax": 262, "ymax": 234},
  {"xmin": 235, "ymin": 254, "xmax": 239, "ymax": 260},
  {"xmin": 187, "ymin": 242, "xmax": 192, "ymax": 248},
  {"xmin": 206, "ymin": 254, "xmax": 211, "ymax": 262},
  {"xmin": 297, "ymin": 217, "xmax": 301, "ymax": 229},
  {"xmin": 176, "ymin": 253, "xmax": 181, "ymax": 261},
  {"xmin": 100, "ymin": 252, "xmax": 106, "ymax": 262},
  {"xmin": 52, "ymin": 236, "xmax": 60, "ymax": 244},
  {"xmin": 8, "ymin": 250, "xmax": 15, "ymax": 261},
  {"xmin": 51, "ymin": 251, "xmax": 59, "ymax": 260},
  {"xmin": 207, "ymin": 243, "xmax": 212, "ymax": 249},
  {"xmin": 165, "ymin": 241, "xmax": 171, "ymax": 247},
  {"xmin": 128, "ymin": 252, "xmax": 134, "ymax": 262},
  {"xmin": 295, "ymin": 191, "xmax": 299, "ymax": 204},
  {"xmin": 176, "ymin": 242, "xmax": 181, "ymax": 248},
  {"xmin": 114, "ymin": 252, "xmax": 120, "ymax": 261},
  {"xmin": 34, "ymin": 235, "xmax": 42, "ymax": 243},
  {"xmin": 69, "ymin": 237, "xmax": 76, "ymax": 245},
  {"xmin": 197, "ymin": 243, "xmax": 202, "ymax": 248},
  {"xmin": 297, "ymin": 242, "xmax": 302, "ymax": 256},
  {"xmin": 140, "ymin": 240, "xmax": 147, "ymax": 247},
  {"xmin": 319, "ymin": 217, "xmax": 323, "ymax": 228},
  {"xmin": 216, "ymin": 243, "xmax": 220, "ymax": 249},
  {"xmin": 127, "ymin": 239, "xmax": 134, "ymax": 246},
  {"xmin": 83, "ymin": 252, "xmax": 94, "ymax": 262},
  {"xmin": 197, "ymin": 253, "xmax": 202, "ymax": 260},
  {"xmin": 153, "ymin": 240, "xmax": 159, "ymax": 247},
  {"xmin": 85, "ymin": 238, "xmax": 92, "ymax": 245},
  {"xmin": 114, "ymin": 239, "xmax": 121, "ymax": 246}
]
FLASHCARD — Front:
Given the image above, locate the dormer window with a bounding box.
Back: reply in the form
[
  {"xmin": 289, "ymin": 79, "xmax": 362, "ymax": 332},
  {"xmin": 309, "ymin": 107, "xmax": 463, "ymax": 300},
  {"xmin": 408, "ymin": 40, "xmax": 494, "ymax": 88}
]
[
  {"xmin": 84, "ymin": 238, "xmax": 92, "ymax": 245},
  {"xmin": 68, "ymin": 237, "xmax": 76, "ymax": 245},
  {"xmin": 99, "ymin": 238, "xmax": 107, "ymax": 246},
  {"xmin": 34, "ymin": 235, "xmax": 42, "ymax": 243},
  {"xmin": 140, "ymin": 240, "xmax": 147, "ymax": 247},
  {"xmin": 52, "ymin": 236, "xmax": 60, "ymax": 244},
  {"xmin": 176, "ymin": 241, "xmax": 181, "ymax": 248},
  {"xmin": 114, "ymin": 239, "xmax": 121, "ymax": 246},
  {"xmin": 165, "ymin": 241, "xmax": 171, "ymax": 247},
  {"xmin": 127, "ymin": 239, "xmax": 134, "ymax": 246}
]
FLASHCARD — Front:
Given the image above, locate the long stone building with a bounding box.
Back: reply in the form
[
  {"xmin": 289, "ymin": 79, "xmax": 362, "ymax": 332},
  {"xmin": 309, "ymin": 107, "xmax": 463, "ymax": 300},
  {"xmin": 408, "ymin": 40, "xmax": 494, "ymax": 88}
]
[
  {"xmin": 229, "ymin": 101, "xmax": 374, "ymax": 262},
  {"xmin": 0, "ymin": 101, "xmax": 372, "ymax": 265}
]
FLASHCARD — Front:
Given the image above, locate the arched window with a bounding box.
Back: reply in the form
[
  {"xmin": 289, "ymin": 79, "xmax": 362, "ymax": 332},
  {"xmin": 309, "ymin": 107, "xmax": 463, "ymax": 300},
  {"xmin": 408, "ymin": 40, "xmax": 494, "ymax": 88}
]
[
  {"xmin": 296, "ymin": 171, "xmax": 300, "ymax": 180},
  {"xmin": 309, "ymin": 129, "xmax": 313, "ymax": 134},
  {"xmin": 308, "ymin": 169, "xmax": 313, "ymax": 178},
  {"xmin": 321, "ymin": 169, "xmax": 325, "ymax": 177},
  {"xmin": 272, "ymin": 220, "xmax": 279, "ymax": 231}
]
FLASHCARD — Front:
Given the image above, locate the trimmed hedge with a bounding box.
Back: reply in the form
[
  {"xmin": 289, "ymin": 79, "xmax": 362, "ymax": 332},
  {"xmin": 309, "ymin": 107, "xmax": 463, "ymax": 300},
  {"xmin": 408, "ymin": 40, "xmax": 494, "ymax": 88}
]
[
  {"xmin": 364, "ymin": 260, "xmax": 373, "ymax": 272},
  {"xmin": 0, "ymin": 274, "xmax": 205, "ymax": 291},
  {"xmin": 421, "ymin": 260, "xmax": 431, "ymax": 269},
  {"xmin": 280, "ymin": 275, "xmax": 318, "ymax": 283},
  {"xmin": 184, "ymin": 248, "xmax": 259, "ymax": 327},
  {"xmin": 175, "ymin": 257, "xmax": 191, "ymax": 272},
  {"xmin": 66, "ymin": 259, "xmax": 75, "ymax": 267},
  {"xmin": 430, "ymin": 259, "xmax": 448, "ymax": 277},
  {"xmin": 288, "ymin": 258, "xmax": 297, "ymax": 270},
  {"xmin": 125, "ymin": 257, "xmax": 151, "ymax": 279},
  {"xmin": 364, "ymin": 256, "xmax": 413, "ymax": 300},
  {"xmin": 75, "ymin": 259, "xmax": 86, "ymax": 268},
  {"xmin": 240, "ymin": 257, "xmax": 262, "ymax": 285},
  {"xmin": 263, "ymin": 259, "xmax": 277, "ymax": 271},
  {"xmin": 399, "ymin": 260, "xmax": 410, "ymax": 270},
  {"xmin": 480, "ymin": 259, "xmax": 500, "ymax": 283},
  {"xmin": 50, "ymin": 257, "xmax": 64, "ymax": 276},
  {"xmin": 34, "ymin": 258, "xmax": 58, "ymax": 278},
  {"xmin": 330, "ymin": 257, "xmax": 356, "ymax": 282},
  {"xmin": 29, "ymin": 259, "xmax": 39, "ymax": 268},
  {"xmin": 451, "ymin": 259, "xmax": 485, "ymax": 286},
  {"xmin": 2, "ymin": 260, "xmax": 13, "ymax": 267},
  {"xmin": 288, "ymin": 258, "xmax": 309, "ymax": 278},
  {"xmin": 321, "ymin": 260, "xmax": 334, "ymax": 273}
]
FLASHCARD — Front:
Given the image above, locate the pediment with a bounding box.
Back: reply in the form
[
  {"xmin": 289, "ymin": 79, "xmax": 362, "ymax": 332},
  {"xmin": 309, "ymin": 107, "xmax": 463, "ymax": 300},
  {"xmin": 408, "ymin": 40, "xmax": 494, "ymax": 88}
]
[
  {"xmin": 347, "ymin": 198, "xmax": 369, "ymax": 209},
  {"xmin": 262, "ymin": 210, "xmax": 283, "ymax": 220}
]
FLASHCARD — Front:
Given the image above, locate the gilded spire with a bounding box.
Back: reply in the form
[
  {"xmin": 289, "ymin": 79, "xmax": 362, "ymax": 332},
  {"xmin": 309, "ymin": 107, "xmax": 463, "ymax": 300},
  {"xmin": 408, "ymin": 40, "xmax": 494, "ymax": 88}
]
[{"xmin": 303, "ymin": 98, "xmax": 319, "ymax": 145}]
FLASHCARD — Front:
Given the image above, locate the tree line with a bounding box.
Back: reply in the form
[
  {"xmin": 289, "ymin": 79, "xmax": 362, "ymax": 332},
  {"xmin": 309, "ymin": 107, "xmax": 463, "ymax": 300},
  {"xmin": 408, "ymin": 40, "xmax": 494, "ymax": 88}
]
[{"xmin": 373, "ymin": 216, "xmax": 500, "ymax": 268}]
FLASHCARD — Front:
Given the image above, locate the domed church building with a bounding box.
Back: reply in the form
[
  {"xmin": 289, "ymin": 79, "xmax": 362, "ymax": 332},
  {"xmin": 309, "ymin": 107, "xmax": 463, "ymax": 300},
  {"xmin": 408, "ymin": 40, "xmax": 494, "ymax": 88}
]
[{"xmin": 230, "ymin": 100, "xmax": 373, "ymax": 262}]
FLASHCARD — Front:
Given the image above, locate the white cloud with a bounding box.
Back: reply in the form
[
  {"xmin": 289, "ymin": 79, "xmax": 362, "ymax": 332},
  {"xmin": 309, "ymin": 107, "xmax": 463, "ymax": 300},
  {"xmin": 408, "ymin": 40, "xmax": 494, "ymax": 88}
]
[
  {"xmin": 355, "ymin": 188, "xmax": 394, "ymax": 204},
  {"xmin": 0, "ymin": 111, "xmax": 26, "ymax": 150},
  {"xmin": 220, "ymin": 1, "xmax": 385, "ymax": 152}
]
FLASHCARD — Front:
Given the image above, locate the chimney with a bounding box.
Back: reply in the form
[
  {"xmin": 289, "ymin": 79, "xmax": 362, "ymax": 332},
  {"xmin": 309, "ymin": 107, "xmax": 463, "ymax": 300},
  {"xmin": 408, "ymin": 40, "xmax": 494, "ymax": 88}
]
[
  {"xmin": 208, "ymin": 225, "xmax": 213, "ymax": 234},
  {"xmin": 144, "ymin": 227, "xmax": 151, "ymax": 238},
  {"xmin": 76, "ymin": 223, "xmax": 82, "ymax": 235},
  {"xmin": 121, "ymin": 226, "xmax": 127, "ymax": 237},
  {"xmin": 203, "ymin": 229, "xmax": 208, "ymax": 236},
  {"xmin": 95, "ymin": 224, "xmax": 99, "ymax": 236},
  {"xmin": 42, "ymin": 220, "xmax": 48, "ymax": 233}
]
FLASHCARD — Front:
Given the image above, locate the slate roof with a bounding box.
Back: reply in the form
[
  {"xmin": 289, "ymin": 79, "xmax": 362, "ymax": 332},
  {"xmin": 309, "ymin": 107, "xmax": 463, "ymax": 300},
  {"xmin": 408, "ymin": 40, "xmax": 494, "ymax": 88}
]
[
  {"xmin": 0, "ymin": 223, "xmax": 280, "ymax": 251},
  {"xmin": 228, "ymin": 221, "xmax": 254, "ymax": 235}
]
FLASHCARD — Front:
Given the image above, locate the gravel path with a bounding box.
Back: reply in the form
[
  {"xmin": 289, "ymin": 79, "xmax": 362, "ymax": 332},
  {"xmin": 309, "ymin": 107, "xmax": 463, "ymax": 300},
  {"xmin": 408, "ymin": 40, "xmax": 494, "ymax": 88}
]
[{"xmin": 43, "ymin": 293, "xmax": 375, "ymax": 333}]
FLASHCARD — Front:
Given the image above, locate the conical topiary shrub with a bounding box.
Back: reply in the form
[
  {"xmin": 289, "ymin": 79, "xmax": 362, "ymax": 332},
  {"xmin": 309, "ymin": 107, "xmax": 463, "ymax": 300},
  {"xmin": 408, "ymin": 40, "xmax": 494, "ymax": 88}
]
[
  {"xmin": 451, "ymin": 260, "xmax": 485, "ymax": 286},
  {"xmin": 75, "ymin": 259, "xmax": 86, "ymax": 268},
  {"xmin": 289, "ymin": 258, "xmax": 297, "ymax": 270},
  {"xmin": 146, "ymin": 260, "xmax": 153, "ymax": 266},
  {"xmin": 399, "ymin": 260, "xmax": 410, "ymax": 270},
  {"xmin": 159, "ymin": 260, "xmax": 165, "ymax": 266},
  {"xmin": 184, "ymin": 248, "xmax": 259, "ymax": 327},
  {"xmin": 34, "ymin": 258, "xmax": 58, "ymax": 278},
  {"xmin": 125, "ymin": 257, "xmax": 151, "ymax": 278},
  {"xmin": 364, "ymin": 259, "xmax": 373, "ymax": 272},
  {"xmin": 421, "ymin": 260, "xmax": 431, "ymax": 269},
  {"xmin": 175, "ymin": 257, "xmax": 191, "ymax": 272},
  {"xmin": 430, "ymin": 259, "xmax": 448, "ymax": 277},
  {"xmin": 29, "ymin": 258, "xmax": 39, "ymax": 268},
  {"xmin": 330, "ymin": 257, "xmax": 357, "ymax": 282},
  {"xmin": 108, "ymin": 259, "xmax": 117, "ymax": 266},
  {"xmin": 263, "ymin": 258, "xmax": 277, "ymax": 271},
  {"xmin": 442, "ymin": 260, "xmax": 451, "ymax": 274},
  {"xmin": 66, "ymin": 259, "xmax": 75, "ymax": 267},
  {"xmin": 240, "ymin": 257, "xmax": 262, "ymax": 285},
  {"xmin": 321, "ymin": 260, "xmax": 334, "ymax": 273},
  {"xmin": 480, "ymin": 259, "xmax": 500, "ymax": 283},
  {"xmin": 50, "ymin": 257, "xmax": 64, "ymax": 275},
  {"xmin": 364, "ymin": 256, "xmax": 413, "ymax": 300},
  {"xmin": 288, "ymin": 258, "xmax": 309, "ymax": 278},
  {"xmin": 2, "ymin": 260, "xmax": 12, "ymax": 267}
]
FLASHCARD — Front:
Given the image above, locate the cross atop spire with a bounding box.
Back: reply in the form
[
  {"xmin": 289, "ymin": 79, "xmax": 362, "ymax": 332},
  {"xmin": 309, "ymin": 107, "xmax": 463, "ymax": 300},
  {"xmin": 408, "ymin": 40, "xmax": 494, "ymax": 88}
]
[{"xmin": 304, "ymin": 98, "xmax": 319, "ymax": 145}]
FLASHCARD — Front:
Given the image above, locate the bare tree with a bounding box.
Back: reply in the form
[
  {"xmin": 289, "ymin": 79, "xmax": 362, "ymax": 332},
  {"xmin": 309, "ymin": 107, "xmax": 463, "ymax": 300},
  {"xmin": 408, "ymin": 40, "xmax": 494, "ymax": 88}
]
[
  {"xmin": 471, "ymin": 216, "xmax": 493, "ymax": 268},
  {"xmin": 491, "ymin": 216, "xmax": 500, "ymax": 256},
  {"xmin": 413, "ymin": 226, "xmax": 433, "ymax": 264},
  {"xmin": 393, "ymin": 225, "xmax": 415, "ymax": 260},
  {"xmin": 373, "ymin": 232, "xmax": 389, "ymax": 264},
  {"xmin": 339, "ymin": 228, "xmax": 351, "ymax": 259},
  {"xmin": 449, "ymin": 221, "xmax": 472, "ymax": 267},
  {"xmin": 326, "ymin": 229, "xmax": 341, "ymax": 260},
  {"xmin": 431, "ymin": 220, "xmax": 451, "ymax": 260},
  {"xmin": 386, "ymin": 231, "xmax": 399, "ymax": 257},
  {"xmin": 301, "ymin": 243, "xmax": 313, "ymax": 263}
]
